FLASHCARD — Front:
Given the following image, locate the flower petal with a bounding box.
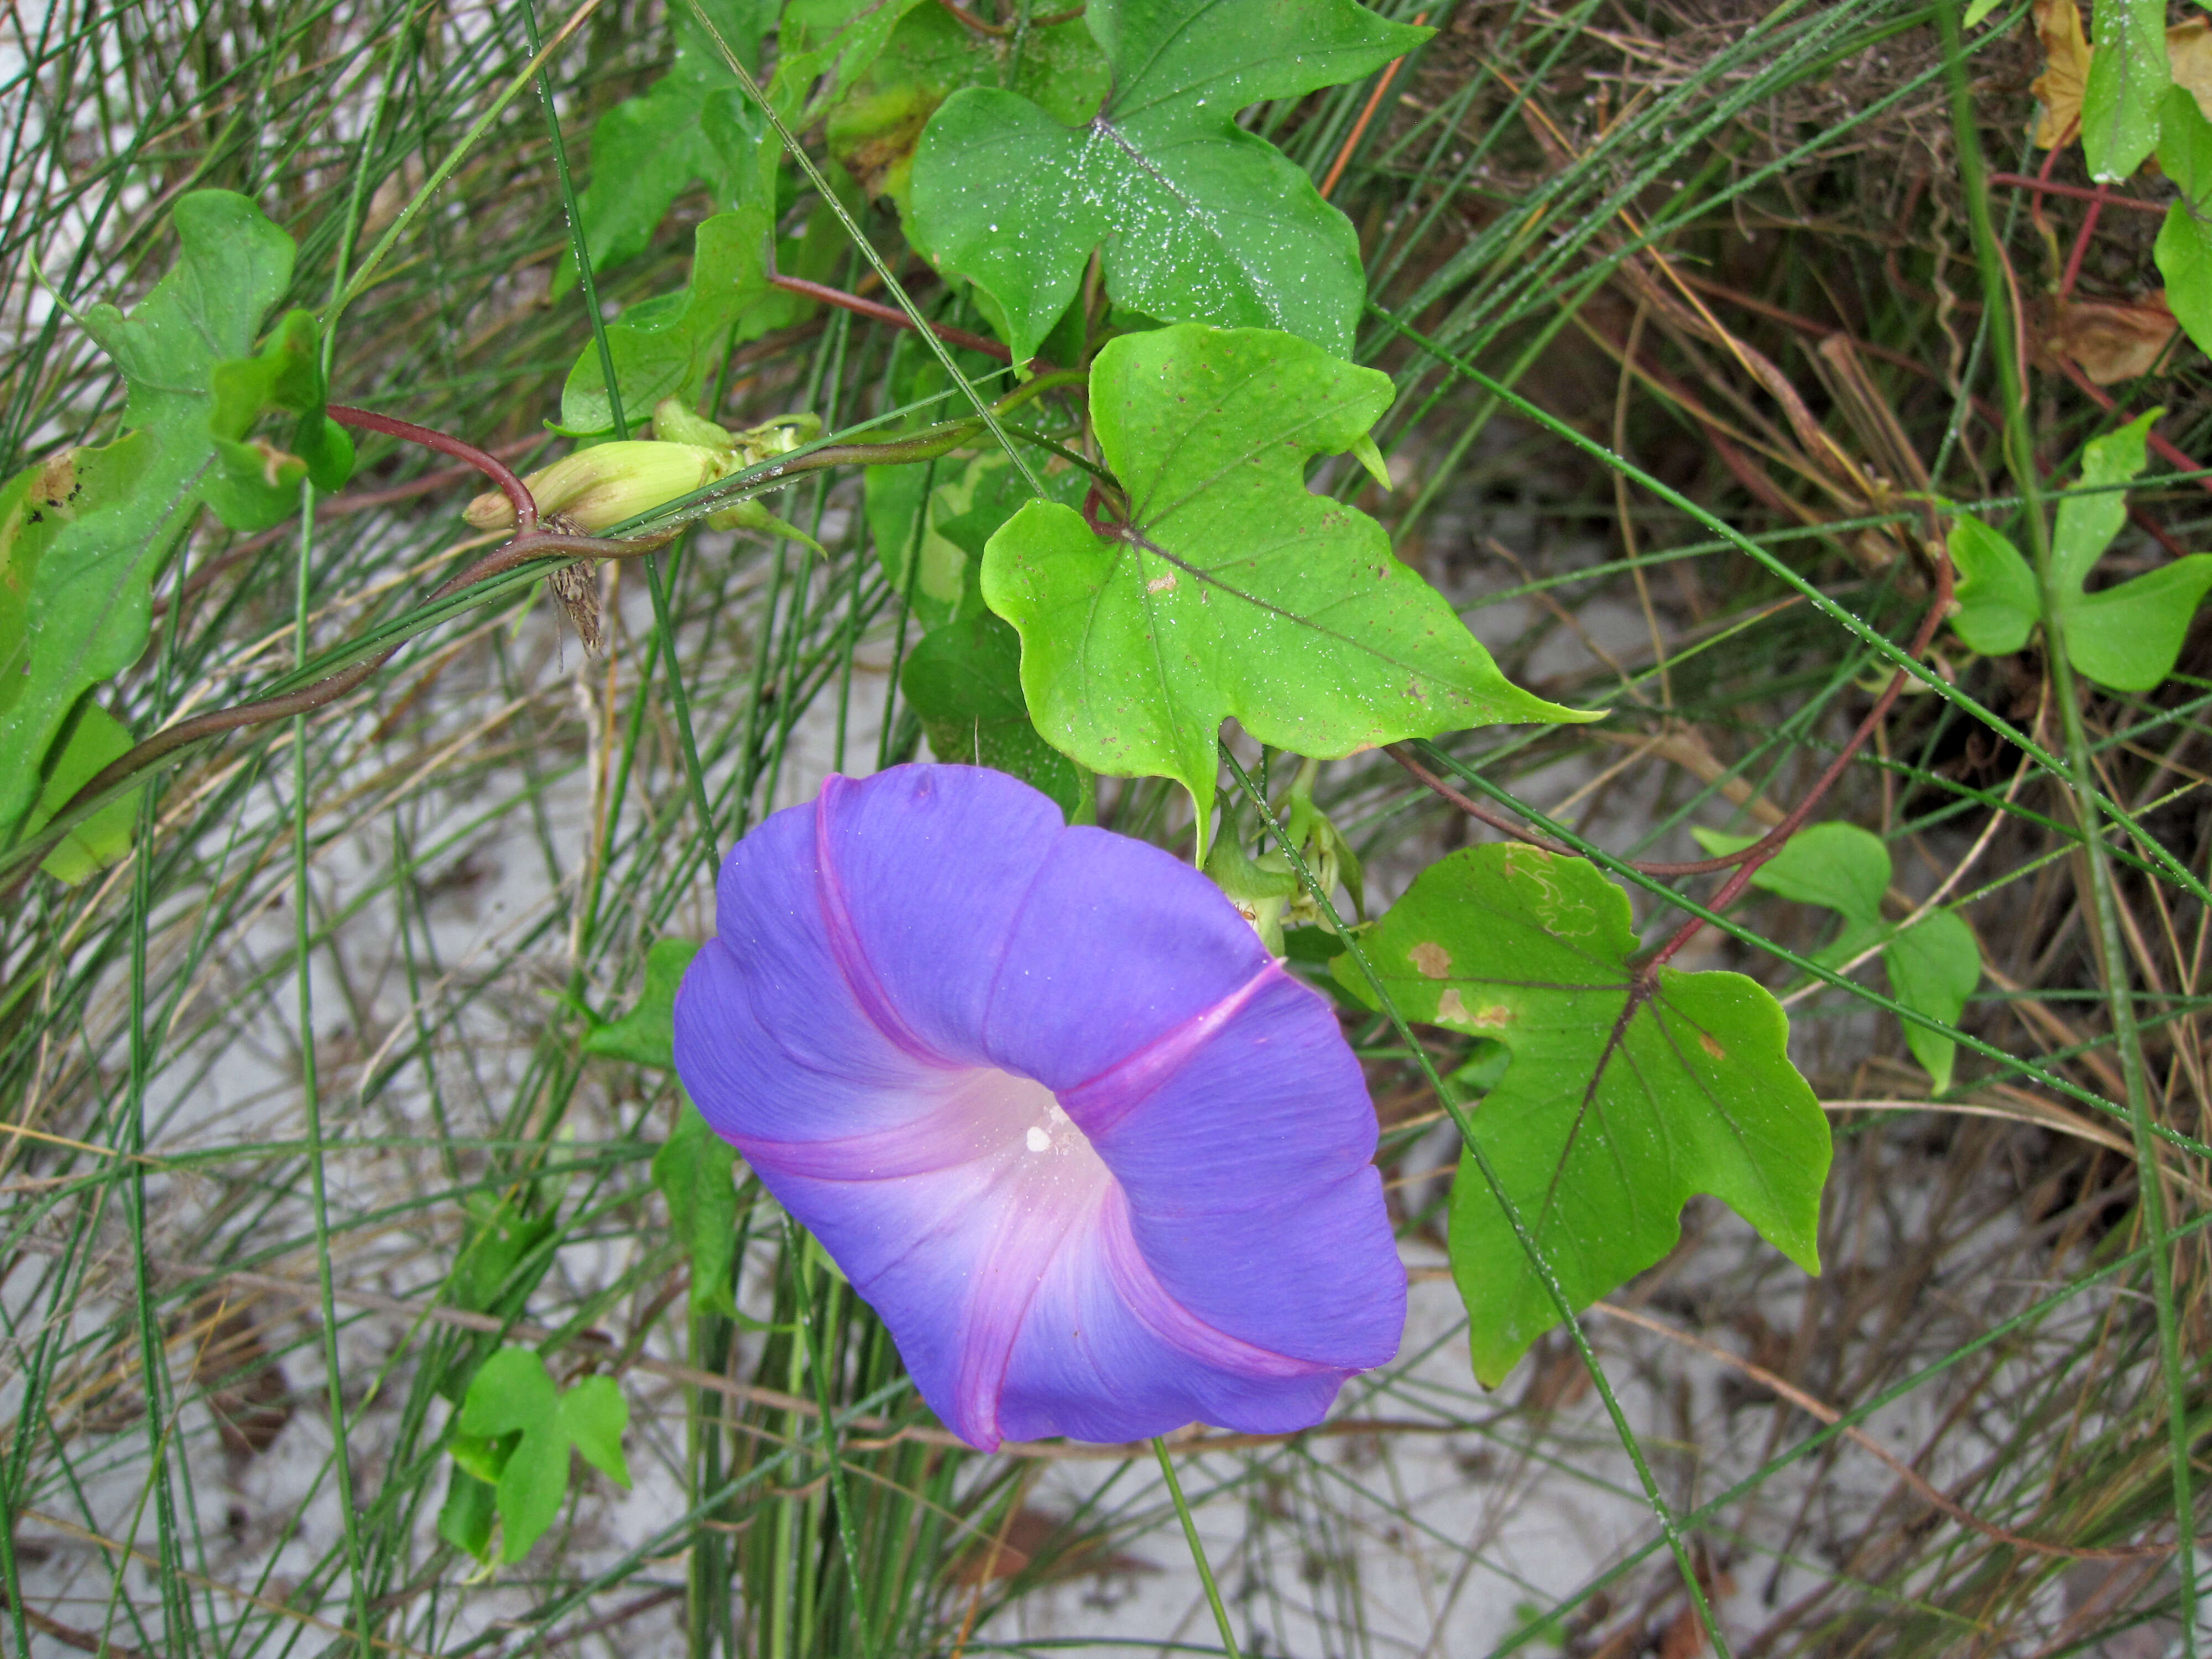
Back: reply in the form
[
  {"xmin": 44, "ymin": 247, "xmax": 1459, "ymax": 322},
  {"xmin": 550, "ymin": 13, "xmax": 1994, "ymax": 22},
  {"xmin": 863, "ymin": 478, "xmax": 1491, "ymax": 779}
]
[
  {"xmin": 811, "ymin": 765, "xmax": 1067, "ymax": 1067},
  {"xmin": 978, "ymin": 825, "xmax": 1277, "ymax": 1089},
  {"xmin": 1077, "ymin": 973, "xmax": 1406, "ymax": 1368}
]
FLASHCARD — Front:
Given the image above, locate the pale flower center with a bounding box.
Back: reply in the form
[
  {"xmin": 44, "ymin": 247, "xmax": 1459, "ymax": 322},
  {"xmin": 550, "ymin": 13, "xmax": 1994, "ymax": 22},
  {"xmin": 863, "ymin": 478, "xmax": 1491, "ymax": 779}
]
[{"xmin": 939, "ymin": 1067, "xmax": 1110, "ymax": 1201}]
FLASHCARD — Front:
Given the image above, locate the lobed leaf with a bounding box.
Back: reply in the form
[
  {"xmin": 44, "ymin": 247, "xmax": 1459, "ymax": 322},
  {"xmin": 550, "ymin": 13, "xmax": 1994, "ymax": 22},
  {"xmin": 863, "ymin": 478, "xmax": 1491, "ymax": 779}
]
[
  {"xmin": 0, "ymin": 192, "xmax": 297, "ymax": 835},
  {"xmin": 1338, "ymin": 844, "xmax": 1830, "ymax": 1386},
  {"xmin": 910, "ymin": 0, "xmax": 1430, "ymax": 363},
  {"xmin": 981, "ymin": 325, "xmax": 1588, "ymax": 851}
]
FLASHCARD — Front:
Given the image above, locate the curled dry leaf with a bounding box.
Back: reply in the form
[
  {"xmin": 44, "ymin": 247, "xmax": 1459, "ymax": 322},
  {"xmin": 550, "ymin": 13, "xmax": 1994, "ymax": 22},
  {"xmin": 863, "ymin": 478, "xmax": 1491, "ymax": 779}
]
[
  {"xmin": 2042, "ymin": 293, "xmax": 2182, "ymax": 382},
  {"xmin": 2034, "ymin": 4, "xmax": 2212, "ymax": 150},
  {"xmin": 2033, "ymin": 0, "xmax": 2090, "ymax": 148}
]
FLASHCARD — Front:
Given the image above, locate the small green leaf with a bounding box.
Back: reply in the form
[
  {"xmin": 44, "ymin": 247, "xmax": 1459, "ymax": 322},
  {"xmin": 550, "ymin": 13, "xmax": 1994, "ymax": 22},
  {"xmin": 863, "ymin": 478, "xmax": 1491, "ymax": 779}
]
[
  {"xmin": 557, "ymin": 1375, "xmax": 632, "ymax": 1488},
  {"xmin": 2154, "ymin": 201, "xmax": 2212, "ymax": 358},
  {"xmin": 2081, "ymin": 0, "xmax": 2169, "ymax": 181},
  {"xmin": 1948, "ymin": 421, "xmax": 2211, "ymax": 692},
  {"xmin": 455, "ymin": 1349, "xmax": 629, "ymax": 1564},
  {"xmin": 559, "ymin": 186, "xmax": 804, "ymax": 435},
  {"xmin": 2157, "ymin": 80, "xmax": 2212, "ymax": 198},
  {"xmin": 982, "ymin": 326, "xmax": 1589, "ymax": 853},
  {"xmin": 22, "ymin": 705, "xmax": 143, "ymax": 885},
  {"xmin": 1884, "ymin": 910, "xmax": 1982, "ymax": 1095},
  {"xmin": 2067, "ymin": 554, "xmax": 2212, "ymax": 690},
  {"xmin": 901, "ymin": 612, "xmax": 1089, "ymax": 817},
  {"xmin": 910, "ymin": 0, "xmax": 1430, "ymax": 363},
  {"xmin": 1948, "ymin": 513, "xmax": 2041, "ymax": 655},
  {"xmin": 436, "ymin": 1464, "xmax": 499, "ymax": 1562},
  {"xmin": 652, "ymin": 1095, "xmax": 742, "ymax": 1318},
  {"xmin": 2053, "ymin": 410, "xmax": 2154, "ymax": 593},
  {"xmin": 585, "ymin": 937, "xmax": 701, "ymax": 1070},
  {"xmin": 554, "ymin": 55, "xmax": 768, "ymax": 296},
  {"xmin": 1963, "ymin": 0, "xmax": 2003, "ymax": 24},
  {"xmin": 1694, "ymin": 821, "xmax": 1983, "ymax": 1093},
  {"xmin": 204, "ymin": 307, "xmax": 354, "ymax": 520},
  {"xmin": 1691, "ymin": 823, "xmax": 1888, "ymax": 925},
  {"xmin": 1337, "ymin": 844, "xmax": 1830, "ymax": 1385}
]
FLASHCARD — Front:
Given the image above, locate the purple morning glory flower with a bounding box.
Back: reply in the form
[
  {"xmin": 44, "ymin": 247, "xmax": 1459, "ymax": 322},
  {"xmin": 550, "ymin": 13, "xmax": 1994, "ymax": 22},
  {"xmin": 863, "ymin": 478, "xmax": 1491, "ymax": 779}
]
[{"xmin": 672, "ymin": 764, "xmax": 1405, "ymax": 1450}]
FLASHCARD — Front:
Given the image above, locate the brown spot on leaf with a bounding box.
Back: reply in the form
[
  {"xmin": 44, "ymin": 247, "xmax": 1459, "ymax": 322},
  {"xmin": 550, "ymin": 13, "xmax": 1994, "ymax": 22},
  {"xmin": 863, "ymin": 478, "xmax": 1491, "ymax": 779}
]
[
  {"xmin": 1410, "ymin": 941, "xmax": 1452, "ymax": 978},
  {"xmin": 1697, "ymin": 1032, "xmax": 1725, "ymax": 1062}
]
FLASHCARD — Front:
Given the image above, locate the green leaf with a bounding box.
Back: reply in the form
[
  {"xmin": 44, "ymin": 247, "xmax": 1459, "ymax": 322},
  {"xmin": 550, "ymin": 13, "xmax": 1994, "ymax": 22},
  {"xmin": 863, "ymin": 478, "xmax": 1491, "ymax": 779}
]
[
  {"xmin": 1691, "ymin": 823, "xmax": 1888, "ymax": 924},
  {"xmin": 1963, "ymin": 0, "xmax": 2003, "ymax": 24},
  {"xmin": 553, "ymin": 55, "xmax": 768, "ymax": 297},
  {"xmin": 1693, "ymin": 821, "xmax": 1983, "ymax": 1093},
  {"xmin": 769, "ymin": 0, "xmax": 935, "ymax": 124},
  {"xmin": 204, "ymin": 307, "xmax": 354, "ymax": 522},
  {"xmin": 1947, "ymin": 513, "xmax": 2041, "ymax": 655},
  {"xmin": 2053, "ymin": 409, "xmax": 2152, "ymax": 593},
  {"xmin": 2068, "ymin": 552, "xmax": 2212, "ymax": 691},
  {"xmin": 2082, "ymin": 0, "xmax": 2169, "ymax": 180},
  {"xmin": 1335, "ymin": 845, "xmax": 1830, "ymax": 1385},
  {"xmin": 1947, "ymin": 416, "xmax": 2212, "ymax": 692},
  {"xmin": 1884, "ymin": 909, "xmax": 1982, "ymax": 1094},
  {"xmin": 652, "ymin": 1095, "xmax": 742, "ymax": 1318},
  {"xmin": 2157, "ymin": 80, "xmax": 2212, "ymax": 198},
  {"xmin": 557, "ymin": 1376, "xmax": 632, "ymax": 1487},
  {"xmin": 455, "ymin": 1349, "xmax": 630, "ymax": 1564},
  {"xmin": 909, "ymin": 0, "xmax": 1430, "ymax": 363},
  {"xmin": 2154, "ymin": 201, "xmax": 2212, "ymax": 359},
  {"xmin": 558, "ymin": 154, "xmax": 807, "ymax": 434},
  {"xmin": 22, "ymin": 705, "xmax": 143, "ymax": 885},
  {"xmin": 436, "ymin": 1464, "xmax": 499, "ymax": 1562},
  {"xmin": 901, "ymin": 612, "xmax": 1089, "ymax": 817},
  {"xmin": 585, "ymin": 937, "xmax": 701, "ymax": 1070},
  {"xmin": 826, "ymin": 0, "xmax": 1107, "ymax": 210},
  {"xmin": 980, "ymin": 326, "xmax": 1589, "ymax": 853},
  {"xmin": 0, "ymin": 192, "xmax": 295, "ymax": 836}
]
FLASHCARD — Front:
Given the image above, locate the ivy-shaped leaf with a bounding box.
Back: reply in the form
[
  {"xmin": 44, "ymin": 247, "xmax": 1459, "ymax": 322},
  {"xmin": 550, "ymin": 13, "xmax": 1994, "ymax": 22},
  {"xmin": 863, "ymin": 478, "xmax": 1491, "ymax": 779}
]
[
  {"xmin": 909, "ymin": 0, "xmax": 1429, "ymax": 363},
  {"xmin": 982, "ymin": 325, "xmax": 1589, "ymax": 852},
  {"xmin": 0, "ymin": 192, "xmax": 297, "ymax": 836},
  {"xmin": 1949, "ymin": 410, "xmax": 2212, "ymax": 692},
  {"xmin": 1691, "ymin": 823, "xmax": 1982, "ymax": 1093},
  {"xmin": 653, "ymin": 1094, "xmax": 743, "ymax": 1317},
  {"xmin": 902, "ymin": 612, "xmax": 1089, "ymax": 816},
  {"xmin": 585, "ymin": 937, "xmax": 701, "ymax": 1070},
  {"xmin": 441, "ymin": 1349, "xmax": 630, "ymax": 1564},
  {"xmin": 826, "ymin": 0, "xmax": 1106, "ymax": 210},
  {"xmin": 1337, "ymin": 844, "xmax": 1831, "ymax": 1386},
  {"xmin": 2082, "ymin": 0, "xmax": 2169, "ymax": 180}
]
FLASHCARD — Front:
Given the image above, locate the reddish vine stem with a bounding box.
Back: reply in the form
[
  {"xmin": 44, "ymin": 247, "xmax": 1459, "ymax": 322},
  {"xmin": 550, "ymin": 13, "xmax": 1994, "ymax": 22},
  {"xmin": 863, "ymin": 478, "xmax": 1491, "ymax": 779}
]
[
  {"xmin": 327, "ymin": 405, "xmax": 538, "ymax": 531},
  {"xmin": 11, "ymin": 407, "xmax": 1023, "ymax": 891},
  {"xmin": 1642, "ymin": 550, "xmax": 1955, "ymax": 972},
  {"xmin": 768, "ymin": 273, "xmax": 1017, "ymax": 364},
  {"xmin": 1985, "ymin": 173, "xmax": 2166, "ymax": 213},
  {"xmin": 36, "ymin": 525, "xmax": 671, "ymax": 862},
  {"xmin": 1387, "ymin": 557, "xmax": 1954, "ymax": 952}
]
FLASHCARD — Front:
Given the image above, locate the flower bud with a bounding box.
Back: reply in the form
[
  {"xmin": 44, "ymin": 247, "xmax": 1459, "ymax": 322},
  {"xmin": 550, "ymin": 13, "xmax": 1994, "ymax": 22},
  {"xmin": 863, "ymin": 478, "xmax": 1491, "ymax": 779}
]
[{"xmin": 464, "ymin": 441, "xmax": 728, "ymax": 531}]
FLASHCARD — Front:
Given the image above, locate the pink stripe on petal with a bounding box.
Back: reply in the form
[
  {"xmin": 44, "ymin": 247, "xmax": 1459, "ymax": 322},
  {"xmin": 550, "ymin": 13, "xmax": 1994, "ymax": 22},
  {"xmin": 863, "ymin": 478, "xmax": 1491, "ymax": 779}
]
[
  {"xmin": 812, "ymin": 776, "xmax": 945, "ymax": 1066},
  {"xmin": 1060, "ymin": 963, "xmax": 1275, "ymax": 1138}
]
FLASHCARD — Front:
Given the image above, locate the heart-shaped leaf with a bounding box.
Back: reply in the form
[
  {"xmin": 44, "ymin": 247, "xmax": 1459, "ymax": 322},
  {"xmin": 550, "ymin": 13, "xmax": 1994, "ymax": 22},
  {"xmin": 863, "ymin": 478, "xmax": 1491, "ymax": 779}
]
[
  {"xmin": 909, "ymin": 0, "xmax": 1429, "ymax": 363},
  {"xmin": 1337, "ymin": 844, "xmax": 1831, "ymax": 1385},
  {"xmin": 982, "ymin": 325, "xmax": 1589, "ymax": 852}
]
